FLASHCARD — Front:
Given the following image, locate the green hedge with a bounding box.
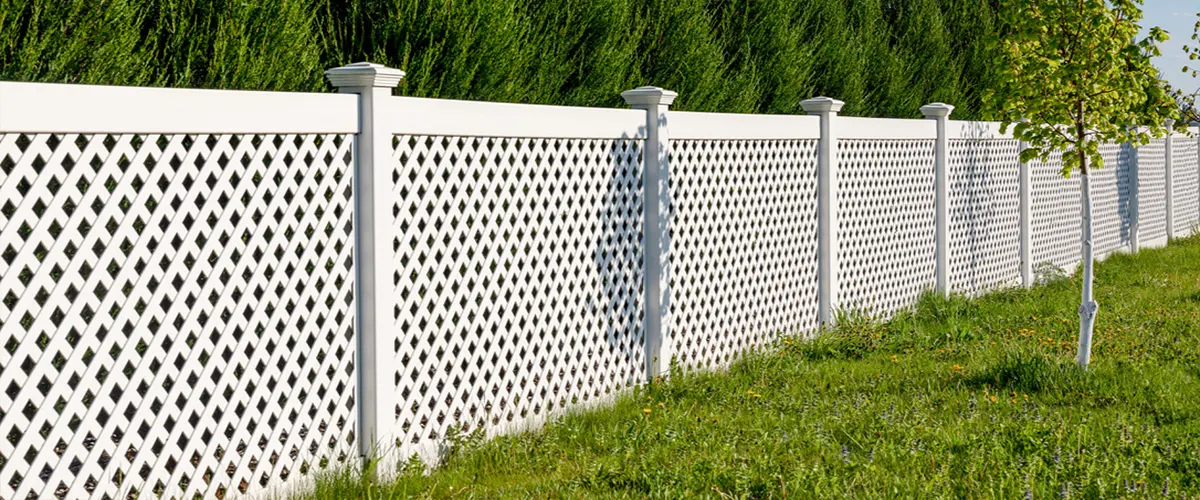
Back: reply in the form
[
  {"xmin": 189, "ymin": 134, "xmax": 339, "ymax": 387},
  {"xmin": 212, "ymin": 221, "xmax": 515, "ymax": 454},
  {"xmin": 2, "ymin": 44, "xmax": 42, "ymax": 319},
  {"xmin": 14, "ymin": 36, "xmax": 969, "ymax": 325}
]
[{"xmin": 0, "ymin": 0, "xmax": 1000, "ymax": 118}]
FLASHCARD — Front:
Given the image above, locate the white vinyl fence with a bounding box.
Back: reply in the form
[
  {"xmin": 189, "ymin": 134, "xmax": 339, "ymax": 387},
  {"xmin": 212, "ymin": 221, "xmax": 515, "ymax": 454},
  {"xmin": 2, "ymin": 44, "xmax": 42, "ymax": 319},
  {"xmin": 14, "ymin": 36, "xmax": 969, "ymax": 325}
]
[{"xmin": 2, "ymin": 63, "xmax": 1199, "ymax": 499}]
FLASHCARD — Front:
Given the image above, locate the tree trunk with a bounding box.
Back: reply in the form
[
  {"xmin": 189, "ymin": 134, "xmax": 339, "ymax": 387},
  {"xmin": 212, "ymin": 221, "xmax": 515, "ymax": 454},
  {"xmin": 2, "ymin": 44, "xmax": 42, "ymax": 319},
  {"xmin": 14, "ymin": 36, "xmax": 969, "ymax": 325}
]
[{"xmin": 1077, "ymin": 155, "xmax": 1098, "ymax": 368}]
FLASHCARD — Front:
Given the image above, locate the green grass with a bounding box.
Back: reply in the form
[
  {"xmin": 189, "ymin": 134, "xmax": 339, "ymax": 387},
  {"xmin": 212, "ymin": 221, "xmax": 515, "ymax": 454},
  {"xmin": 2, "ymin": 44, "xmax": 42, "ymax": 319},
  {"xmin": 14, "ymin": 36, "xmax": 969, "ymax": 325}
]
[{"xmin": 296, "ymin": 235, "xmax": 1200, "ymax": 499}]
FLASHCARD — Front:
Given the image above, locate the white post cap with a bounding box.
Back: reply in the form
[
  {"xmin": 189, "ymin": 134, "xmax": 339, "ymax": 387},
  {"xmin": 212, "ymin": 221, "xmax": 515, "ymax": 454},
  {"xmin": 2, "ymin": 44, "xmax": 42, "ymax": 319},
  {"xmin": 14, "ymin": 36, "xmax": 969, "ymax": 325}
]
[
  {"xmin": 621, "ymin": 86, "xmax": 678, "ymax": 107},
  {"xmin": 920, "ymin": 102, "xmax": 955, "ymax": 119},
  {"xmin": 325, "ymin": 62, "xmax": 406, "ymax": 89},
  {"xmin": 1165, "ymin": 118, "xmax": 1175, "ymax": 128},
  {"xmin": 800, "ymin": 97, "xmax": 844, "ymax": 114}
]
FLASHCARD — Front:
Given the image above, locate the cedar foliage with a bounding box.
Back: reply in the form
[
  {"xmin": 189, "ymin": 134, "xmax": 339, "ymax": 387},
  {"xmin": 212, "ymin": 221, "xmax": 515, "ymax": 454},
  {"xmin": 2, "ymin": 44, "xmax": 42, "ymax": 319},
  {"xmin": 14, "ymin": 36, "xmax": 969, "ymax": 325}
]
[{"xmin": 0, "ymin": 0, "xmax": 1001, "ymax": 118}]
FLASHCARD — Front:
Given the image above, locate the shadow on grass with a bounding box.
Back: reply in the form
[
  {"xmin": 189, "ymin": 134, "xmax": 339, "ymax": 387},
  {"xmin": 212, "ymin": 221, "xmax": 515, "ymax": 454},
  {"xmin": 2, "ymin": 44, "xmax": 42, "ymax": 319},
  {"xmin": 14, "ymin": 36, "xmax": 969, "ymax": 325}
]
[
  {"xmin": 964, "ymin": 349, "xmax": 1092, "ymax": 394},
  {"xmin": 963, "ymin": 349, "xmax": 1200, "ymax": 424},
  {"xmin": 783, "ymin": 322, "xmax": 880, "ymax": 362},
  {"xmin": 782, "ymin": 291, "xmax": 992, "ymax": 362},
  {"xmin": 1182, "ymin": 290, "xmax": 1200, "ymax": 303}
]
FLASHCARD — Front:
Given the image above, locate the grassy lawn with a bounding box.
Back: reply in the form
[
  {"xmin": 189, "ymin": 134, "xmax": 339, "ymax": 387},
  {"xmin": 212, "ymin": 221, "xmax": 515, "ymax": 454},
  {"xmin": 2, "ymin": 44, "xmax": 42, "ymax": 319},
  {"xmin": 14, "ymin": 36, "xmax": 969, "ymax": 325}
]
[{"xmin": 298, "ymin": 236, "xmax": 1200, "ymax": 499}]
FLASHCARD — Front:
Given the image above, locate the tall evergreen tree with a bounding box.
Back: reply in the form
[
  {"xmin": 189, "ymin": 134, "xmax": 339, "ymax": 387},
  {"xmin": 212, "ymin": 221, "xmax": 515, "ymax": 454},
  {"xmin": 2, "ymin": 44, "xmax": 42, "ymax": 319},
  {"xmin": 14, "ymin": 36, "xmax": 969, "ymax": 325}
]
[{"xmin": 0, "ymin": 0, "xmax": 1005, "ymax": 119}]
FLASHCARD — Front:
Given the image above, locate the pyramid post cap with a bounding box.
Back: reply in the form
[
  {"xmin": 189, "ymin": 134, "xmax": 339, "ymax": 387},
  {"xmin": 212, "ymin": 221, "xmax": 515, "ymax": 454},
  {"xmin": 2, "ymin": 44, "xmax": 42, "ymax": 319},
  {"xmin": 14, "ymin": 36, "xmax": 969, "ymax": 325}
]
[
  {"xmin": 920, "ymin": 102, "xmax": 955, "ymax": 119},
  {"xmin": 621, "ymin": 86, "xmax": 678, "ymax": 107},
  {"xmin": 800, "ymin": 97, "xmax": 845, "ymax": 114},
  {"xmin": 325, "ymin": 62, "xmax": 406, "ymax": 89}
]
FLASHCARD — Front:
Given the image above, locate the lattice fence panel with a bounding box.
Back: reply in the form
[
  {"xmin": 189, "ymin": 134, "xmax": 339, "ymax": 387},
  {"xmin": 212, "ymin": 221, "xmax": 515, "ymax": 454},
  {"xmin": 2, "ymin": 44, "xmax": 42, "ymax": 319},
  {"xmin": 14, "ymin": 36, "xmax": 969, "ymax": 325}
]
[
  {"xmin": 670, "ymin": 139, "xmax": 819, "ymax": 370},
  {"xmin": 0, "ymin": 132, "xmax": 357, "ymax": 500},
  {"xmin": 837, "ymin": 139, "xmax": 935, "ymax": 316},
  {"xmin": 1091, "ymin": 143, "xmax": 1136, "ymax": 256},
  {"xmin": 1030, "ymin": 151, "xmax": 1082, "ymax": 274},
  {"xmin": 390, "ymin": 135, "xmax": 645, "ymax": 454},
  {"xmin": 1171, "ymin": 136, "xmax": 1200, "ymax": 236},
  {"xmin": 947, "ymin": 139, "xmax": 1021, "ymax": 295},
  {"xmin": 1138, "ymin": 139, "xmax": 1168, "ymax": 243}
]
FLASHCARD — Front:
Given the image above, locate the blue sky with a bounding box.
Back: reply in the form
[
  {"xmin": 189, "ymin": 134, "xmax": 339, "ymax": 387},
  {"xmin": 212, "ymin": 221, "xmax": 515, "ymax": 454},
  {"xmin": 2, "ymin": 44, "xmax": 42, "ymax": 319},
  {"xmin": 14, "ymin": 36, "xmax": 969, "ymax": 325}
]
[{"xmin": 1141, "ymin": 1, "xmax": 1199, "ymax": 95}]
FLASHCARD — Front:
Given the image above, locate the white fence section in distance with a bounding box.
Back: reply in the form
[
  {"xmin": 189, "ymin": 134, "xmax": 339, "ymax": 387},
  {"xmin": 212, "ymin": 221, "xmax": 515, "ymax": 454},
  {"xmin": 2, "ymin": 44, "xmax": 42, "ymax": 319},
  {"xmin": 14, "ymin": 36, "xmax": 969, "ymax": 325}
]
[{"xmin": 1, "ymin": 63, "xmax": 1199, "ymax": 499}]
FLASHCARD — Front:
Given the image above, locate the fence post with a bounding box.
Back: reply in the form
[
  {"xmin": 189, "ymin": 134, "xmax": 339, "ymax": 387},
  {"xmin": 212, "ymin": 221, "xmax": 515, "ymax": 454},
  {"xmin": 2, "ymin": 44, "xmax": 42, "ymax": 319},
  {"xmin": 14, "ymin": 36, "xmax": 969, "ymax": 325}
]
[
  {"xmin": 921, "ymin": 103, "xmax": 955, "ymax": 296},
  {"xmin": 324, "ymin": 62, "xmax": 405, "ymax": 463},
  {"xmin": 1194, "ymin": 122, "xmax": 1200, "ymax": 231},
  {"xmin": 1018, "ymin": 120, "xmax": 1033, "ymax": 287},
  {"xmin": 1165, "ymin": 118, "xmax": 1175, "ymax": 238},
  {"xmin": 622, "ymin": 86, "xmax": 676, "ymax": 381},
  {"xmin": 801, "ymin": 97, "xmax": 844, "ymax": 326},
  {"xmin": 1130, "ymin": 131, "xmax": 1141, "ymax": 252}
]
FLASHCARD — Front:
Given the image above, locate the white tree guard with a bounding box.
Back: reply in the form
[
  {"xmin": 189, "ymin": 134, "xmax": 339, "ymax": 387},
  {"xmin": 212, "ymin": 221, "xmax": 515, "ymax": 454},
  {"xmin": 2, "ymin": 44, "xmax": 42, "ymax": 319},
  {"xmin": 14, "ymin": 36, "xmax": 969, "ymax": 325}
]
[
  {"xmin": 0, "ymin": 132, "xmax": 357, "ymax": 500},
  {"xmin": 946, "ymin": 139, "xmax": 1021, "ymax": 295},
  {"xmin": 670, "ymin": 139, "xmax": 820, "ymax": 370},
  {"xmin": 1091, "ymin": 143, "xmax": 1136, "ymax": 256},
  {"xmin": 1171, "ymin": 135, "xmax": 1200, "ymax": 236},
  {"xmin": 837, "ymin": 139, "xmax": 936, "ymax": 316},
  {"xmin": 1138, "ymin": 139, "xmax": 1168, "ymax": 243},
  {"xmin": 388, "ymin": 135, "xmax": 645, "ymax": 456},
  {"xmin": 1030, "ymin": 151, "xmax": 1083, "ymax": 274}
]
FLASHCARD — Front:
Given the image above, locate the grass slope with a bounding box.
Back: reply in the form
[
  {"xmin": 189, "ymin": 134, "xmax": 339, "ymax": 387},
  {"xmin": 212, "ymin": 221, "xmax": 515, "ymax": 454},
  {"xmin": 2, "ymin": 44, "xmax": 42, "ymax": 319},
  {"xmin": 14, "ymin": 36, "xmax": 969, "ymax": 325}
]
[{"xmin": 298, "ymin": 236, "xmax": 1200, "ymax": 498}]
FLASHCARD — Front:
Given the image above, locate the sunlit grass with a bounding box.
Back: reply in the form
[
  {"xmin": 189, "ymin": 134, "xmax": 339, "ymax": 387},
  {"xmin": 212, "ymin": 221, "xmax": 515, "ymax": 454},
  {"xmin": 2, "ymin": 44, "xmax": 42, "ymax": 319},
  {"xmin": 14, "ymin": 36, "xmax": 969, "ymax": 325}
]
[{"xmin": 294, "ymin": 235, "xmax": 1200, "ymax": 498}]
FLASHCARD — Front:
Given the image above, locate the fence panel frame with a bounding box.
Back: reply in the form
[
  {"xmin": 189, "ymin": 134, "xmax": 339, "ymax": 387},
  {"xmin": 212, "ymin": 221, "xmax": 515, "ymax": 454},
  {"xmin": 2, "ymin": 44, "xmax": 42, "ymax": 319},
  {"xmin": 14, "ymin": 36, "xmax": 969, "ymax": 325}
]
[{"xmin": 4, "ymin": 65, "xmax": 1200, "ymax": 499}]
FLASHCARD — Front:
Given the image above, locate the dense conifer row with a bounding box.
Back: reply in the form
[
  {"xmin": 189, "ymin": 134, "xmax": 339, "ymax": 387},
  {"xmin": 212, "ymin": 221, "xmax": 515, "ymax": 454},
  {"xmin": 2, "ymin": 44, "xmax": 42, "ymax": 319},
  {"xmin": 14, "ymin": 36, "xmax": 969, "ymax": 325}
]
[{"xmin": 0, "ymin": 0, "xmax": 1000, "ymax": 118}]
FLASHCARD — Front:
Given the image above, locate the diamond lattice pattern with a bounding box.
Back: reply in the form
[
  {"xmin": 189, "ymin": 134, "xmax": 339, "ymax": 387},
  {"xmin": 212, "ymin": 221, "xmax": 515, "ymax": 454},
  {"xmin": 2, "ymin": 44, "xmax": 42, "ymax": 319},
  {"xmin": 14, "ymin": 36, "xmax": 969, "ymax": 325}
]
[
  {"xmin": 390, "ymin": 135, "xmax": 645, "ymax": 454},
  {"xmin": 1030, "ymin": 143, "xmax": 1138, "ymax": 275},
  {"xmin": 670, "ymin": 139, "xmax": 820, "ymax": 370},
  {"xmin": 837, "ymin": 139, "xmax": 936, "ymax": 316},
  {"xmin": 1138, "ymin": 139, "xmax": 1168, "ymax": 242},
  {"xmin": 947, "ymin": 139, "xmax": 1021, "ymax": 295},
  {"xmin": 1030, "ymin": 150, "xmax": 1082, "ymax": 274},
  {"xmin": 0, "ymin": 133, "xmax": 357, "ymax": 500},
  {"xmin": 1091, "ymin": 143, "xmax": 1136, "ymax": 256},
  {"xmin": 1171, "ymin": 136, "xmax": 1200, "ymax": 236}
]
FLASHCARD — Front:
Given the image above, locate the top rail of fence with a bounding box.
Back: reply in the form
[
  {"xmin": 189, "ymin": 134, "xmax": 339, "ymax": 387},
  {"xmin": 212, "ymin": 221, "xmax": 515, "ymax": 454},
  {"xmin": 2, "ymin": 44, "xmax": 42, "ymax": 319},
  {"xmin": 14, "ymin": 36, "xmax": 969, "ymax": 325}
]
[
  {"xmin": 840, "ymin": 116, "xmax": 937, "ymax": 139},
  {"xmin": 0, "ymin": 81, "xmax": 359, "ymax": 134},
  {"xmin": 385, "ymin": 95, "xmax": 647, "ymax": 139},
  {"xmin": 669, "ymin": 111, "xmax": 821, "ymax": 140},
  {"xmin": 947, "ymin": 120, "xmax": 1015, "ymax": 140}
]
